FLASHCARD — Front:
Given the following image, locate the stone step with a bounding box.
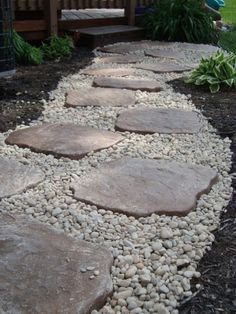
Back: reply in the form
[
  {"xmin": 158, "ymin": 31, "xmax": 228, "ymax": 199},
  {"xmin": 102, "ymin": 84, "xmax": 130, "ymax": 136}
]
[
  {"xmin": 66, "ymin": 87, "xmax": 135, "ymax": 108},
  {"xmin": 0, "ymin": 157, "xmax": 44, "ymax": 199},
  {"xmin": 134, "ymin": 62, "xmax": 194, "ymax": 73},
  {"xmin": 115, "ymin": 108, "xmax": 202, "ymax": 134},
  {"xmin": 81, "ymin": 67, "xmax": 135, "ymax": 77},
  {"xmin": 5, "ymin": 123, "xmax": 124, "ymax": 160},
  {"xmin": 93, "ymin": 77, "xmax": 162, "ymax": 92},
  {"xmin": 0, "ymin": 214, "xmax": 113, "ymax": 314},
  {"xmin": 71, "ymin": 157, "xmax": 218, "ymax": 217},
  {"xmin": 76, "ymin": 25, "xmax": 145, "ymax": 49}
]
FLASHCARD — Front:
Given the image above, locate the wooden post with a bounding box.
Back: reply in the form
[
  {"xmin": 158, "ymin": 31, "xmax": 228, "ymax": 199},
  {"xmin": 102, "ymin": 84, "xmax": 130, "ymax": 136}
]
[
  {"xmin": 125, "ymin": 0, "xmax": 136, "ymax": 26},
  {"xmin": 44, "ymin": 0, "xmax": 58, "ymax": 37}
]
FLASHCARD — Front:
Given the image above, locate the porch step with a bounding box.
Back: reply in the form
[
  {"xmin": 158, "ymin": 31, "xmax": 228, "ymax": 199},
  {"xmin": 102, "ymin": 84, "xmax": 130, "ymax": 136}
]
[{"xmin": 70, "ymin": 25, "xmax": 145, "ymax": 49}]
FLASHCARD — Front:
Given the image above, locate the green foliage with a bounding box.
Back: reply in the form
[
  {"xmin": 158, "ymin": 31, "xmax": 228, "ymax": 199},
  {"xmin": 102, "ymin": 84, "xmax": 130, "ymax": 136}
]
[
  {"xmin": 41, "ymin": 35, "xmax": 74, "ymax": 60},
  {"xmin": 220, "ymin": 0, "xmax": 236, "ymax": 25},
  {"xmin": 185, "ymin": 52, "xmax": 236, "ymax": 93},
  {"xmin": 219, "ymin": 25, "xmax": 236, "ymax": 54},
  {"xmin": 12, "ymin": 30, "xmax": 43, "ymax": 65},
  {"xmin": 143, "ymin": 0, "xmax": 217, "ymax": 44}
]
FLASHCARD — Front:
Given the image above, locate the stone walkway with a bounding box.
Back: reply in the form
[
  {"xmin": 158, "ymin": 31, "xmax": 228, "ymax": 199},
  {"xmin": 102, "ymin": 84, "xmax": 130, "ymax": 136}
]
[{"xmin": 0, "ymin": 41, "xmax": 232, "ymax": 314}]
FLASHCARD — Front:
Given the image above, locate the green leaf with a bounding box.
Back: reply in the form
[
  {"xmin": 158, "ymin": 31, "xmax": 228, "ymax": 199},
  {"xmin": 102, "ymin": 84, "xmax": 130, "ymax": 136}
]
[{"xmin": 209, "ymin": 83, "xmax": 220, "ymax": 93}]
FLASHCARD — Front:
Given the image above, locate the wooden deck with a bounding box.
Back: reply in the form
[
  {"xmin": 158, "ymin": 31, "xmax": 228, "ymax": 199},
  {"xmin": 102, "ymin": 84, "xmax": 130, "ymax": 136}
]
[{"xmin": 61, "ymin": 9, "xmax": 124, "ymax": 21}]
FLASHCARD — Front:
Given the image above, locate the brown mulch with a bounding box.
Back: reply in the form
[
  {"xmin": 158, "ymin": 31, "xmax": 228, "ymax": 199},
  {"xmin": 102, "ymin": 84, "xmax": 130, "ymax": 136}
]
[
  {"xmin": 0, "ymin": 48, "xmax": 93, "ymax": 133},
  {"xmin": 170, "ymin": 78, "xmax": 236, "ymax": 314}
]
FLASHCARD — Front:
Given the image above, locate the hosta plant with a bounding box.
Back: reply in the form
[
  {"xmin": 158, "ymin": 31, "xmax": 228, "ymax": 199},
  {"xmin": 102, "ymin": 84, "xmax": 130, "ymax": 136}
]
[{"xmin": 185, "ymin": 52, "xmax": 236, "ymax": 93}]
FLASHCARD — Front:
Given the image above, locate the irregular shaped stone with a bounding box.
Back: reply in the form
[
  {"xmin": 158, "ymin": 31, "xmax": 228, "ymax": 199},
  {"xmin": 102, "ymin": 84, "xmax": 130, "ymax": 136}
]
[
  {"xmin": 145, "ymin": 49, "xmax": 186, "ymax": 59},
  {"xmin": 66, "ymin": 87, "xmax": 135, "ymax": 108},
  {"xmin": 115, "ymin": 108, "xmax": 202, "ymax": 134},
  {"xmin": 97, "ymin": 55, "xmax": 143, "ymax": 64},
  {"xmin": 93, "ymin": 77, "xmax": 162, "ymax": 92},
  {"xmin": 134, "ymin": 62, "xmax": 194, "ymax": 73},
  {"xmin": 180, "ymin": 42, "xmax": 219, "ymax": 53},
  {"xmin": 5, "ymin": 123, "xmax": 124, "ymax": 160},
  {"xmin": 0, "ymin": 214, "xmax": 113, "ymax": 314},
  {"xmin": 0, "ymin": 157, "xmax": 44, "ymax": 199},
  {"xmin": 81, "ymin": 67, "xmax": 135, "ymax": 77},
  {"xmin": 98, "ymin": 41, "xmax": 173, "ymax": 54},
  {"xmin": 71, "ymin": 157, "xmax": 218, "ymax": 217}
]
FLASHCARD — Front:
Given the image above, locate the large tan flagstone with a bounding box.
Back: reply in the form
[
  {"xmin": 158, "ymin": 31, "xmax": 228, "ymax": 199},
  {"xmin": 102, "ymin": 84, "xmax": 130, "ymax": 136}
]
[
  {"xmin": 0, "ymin": 157, "xmax": 44, "ymax": 199},
  {"xmin": 71, "ymin": 157, "xmax": 218, "ymax": 217},
  {"xmin": 134, "ymin": 62, "xmax": 194, "ymax": 73},
  {"xmin": 0, "ymin": 214, "xmax": 113, "ymax": 314},
  {"xmin": 81, "ymin": 67, "xmax": 135, "ymax": 77},
  {"xmin": 145, "ymin": 49, "xmax": 186, "ymax": 59},
  {"xmin": 97, "ymin": 55, "xmax": 143, "ymax": 64},
  {"xmin": 66, "ymin": 87, "xmax": 135, "ymax": 108},
  {"xmin": 115, "ymin": 108, "xmax": 202, "ymax": 134},
  {"xmin": 5, "ymin": 123, "xmax": 124, "ymax": 160},
  {"xmin": 93, "ymin": 77, "xmax": 162, "ymax": 92}
]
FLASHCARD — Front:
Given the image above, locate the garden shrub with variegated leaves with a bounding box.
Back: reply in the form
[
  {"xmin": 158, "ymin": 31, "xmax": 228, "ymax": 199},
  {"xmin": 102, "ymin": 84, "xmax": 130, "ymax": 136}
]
[{"xmin": 185, "ymin": 52, "xmax": 236, "ymax": 93}]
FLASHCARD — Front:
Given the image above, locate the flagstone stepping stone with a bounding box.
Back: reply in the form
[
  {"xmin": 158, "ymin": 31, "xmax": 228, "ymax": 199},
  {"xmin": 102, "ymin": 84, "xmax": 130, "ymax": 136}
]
[
  {"xmin": 180, "ymin": 42, "xmax": 219, "ymax": 53},
  {"xmin": 5, "ymin": 123, "xmax": 124, "ymax": 160},
  {"xmin": 134, "ymin": 62, "xmax": 195, "ymax": 73},
  {"xmin": 0, "ymin": 157, "xmax": 44, "ymax": 199},
  {"xmin": 98, "ymin": 41, "xmax": 173, "ymax": 54},
  {"xmin": 145, "ymin": 49, "xmax": 186, "ymax": 59},
  {"xmin": 97, "ymin": 55, "xmax": 143, "ymax": 64},
  {"xmin": 81, "ymin": 67, "xmax": 135, "ymax": 77},
  {"xmin": 71, "ymin": 157, "xmax": 218, "ymax": 217},
  {"xmin": 66, "ymin": 87, "xmax": 135, "ymax": 108},
  {"xmin": 115, "ymin": 108, "xmax": 202, "ymax": 134},
  {"xmin": 93, "ymin": 77, "xmax": 162, "ymax": 92},
  {"xmin": 0, "ymin": 213, "xmax": 113, "ymax": 314}
]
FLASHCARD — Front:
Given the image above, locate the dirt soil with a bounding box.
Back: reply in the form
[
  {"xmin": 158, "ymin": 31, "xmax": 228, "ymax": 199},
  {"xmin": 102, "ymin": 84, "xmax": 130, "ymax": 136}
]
[
  {"xmin": 170, "ymin": 79, "xmax": 236, "ymax": 314},
  {"xmin": 0, "ymin": 48, "xmax": 93, "ymax": 132}
]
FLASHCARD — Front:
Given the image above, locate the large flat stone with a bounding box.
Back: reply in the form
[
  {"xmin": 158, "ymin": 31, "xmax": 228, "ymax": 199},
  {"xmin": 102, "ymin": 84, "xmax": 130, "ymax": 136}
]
[
  {"xmin": 81, "ymin": 67, "xmax": 135, "ymax": 77},
  {"xmin": 97, "ymin": 55, "xmax": 143, "ymax": 64},
  {"xmin": 5, "ymin": 123, "xmax": 124, "ymax": 160},
  {"xmin": 0, "ymin": 214, "xmax": 113, "ymax": 314},
  {"xmin": 179, "ymin": 42, "xmax": 219, "ymax": 53},
  {"xmin": 98, "ymin": 41, "xmax": 173, "ymax": 54},
  {"xmin": 115, "ymin": 108, "xmax": 202, "ymax": 134},
  {"xmin": 145, "ymin": 49, "xmax": 186, "ymax": 59},
  {"xmin": 66, "ymin": 87, "xmax": 135, "ymax": 108},
  {"xmin": 134, "ymin": 62, "xmax": 194, "ymax": 73},
  {"xmin": 0, "ymin": 157, "xmax": 44, "ymax": 199},
  {"xmin": 71, "ymin": 157, "xmax": 218, "ymax": 217},
  {"xmin": 93, "ymin": 77, "xmax": 162, "ymax": 92}
]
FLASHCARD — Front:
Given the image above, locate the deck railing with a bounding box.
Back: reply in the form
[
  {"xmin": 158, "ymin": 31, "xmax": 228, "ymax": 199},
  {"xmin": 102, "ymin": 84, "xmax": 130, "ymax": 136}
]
[
  {"xmin": 13, "ymin": 0, "xmax": 154, "ymax": 11},
  {"xmin": 12, "ymin": 0, "xmax": 155, "ymax": 39}
]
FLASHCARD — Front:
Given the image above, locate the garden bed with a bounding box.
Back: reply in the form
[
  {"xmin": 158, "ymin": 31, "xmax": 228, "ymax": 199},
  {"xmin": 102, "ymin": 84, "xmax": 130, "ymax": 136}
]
[
  {"xmin": 170, "ymin": 78, "xmax": 236, "ymax": 314},
  {"xmin": 0, "ymin": 48, "xmax": 93, "ymax": 133}
]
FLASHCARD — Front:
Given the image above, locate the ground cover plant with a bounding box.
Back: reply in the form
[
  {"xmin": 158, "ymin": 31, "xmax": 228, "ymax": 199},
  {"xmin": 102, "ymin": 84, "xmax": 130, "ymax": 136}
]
[
  {"xmin": 143, "ymin": 0, "xmax": 217, "ymax": 43},
  {"xmin": 12, "ymin": 31, "xmax": 74, "ymax": 65},
  {"xmin": 186, "ymin": 52, "xmax": 236, "ymax": 92},
  {"xmin": 13, "ymin": 30, "xmax": 43, "ymax": 65},
  {"xmin": 41, "ymin": 35, "xmax": 74, "ymax": 60}
]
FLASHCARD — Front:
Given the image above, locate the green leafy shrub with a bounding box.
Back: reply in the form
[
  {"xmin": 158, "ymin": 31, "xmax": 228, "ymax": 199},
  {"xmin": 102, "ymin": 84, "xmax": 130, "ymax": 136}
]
[
  {"xmin": 41, "ymin": 35, "xmax": 74, "ymax": 60},
  {"xmin": 12, "ymin": 30, "xmax": 43, "ymax": 65},
  {"xmin": 185, "ymin": 52, "xmax": 236, "ymax": 93},
  {"xmin": 143, "ymin": 0, "xmax": 217, "ymax": 44}
]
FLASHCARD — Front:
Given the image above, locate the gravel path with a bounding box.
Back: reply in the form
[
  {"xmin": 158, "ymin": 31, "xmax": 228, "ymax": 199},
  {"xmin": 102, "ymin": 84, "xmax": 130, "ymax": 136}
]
[{"xmin": 0, "ymin": 41, "xmax": 233, "ymax": 314}]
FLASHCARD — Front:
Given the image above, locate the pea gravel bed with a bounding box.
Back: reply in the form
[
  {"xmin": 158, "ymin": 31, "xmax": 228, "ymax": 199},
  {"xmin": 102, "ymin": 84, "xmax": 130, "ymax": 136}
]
[{"xmin": 0, "ymin": 41, "xmax": 233, "ymax": 314}]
